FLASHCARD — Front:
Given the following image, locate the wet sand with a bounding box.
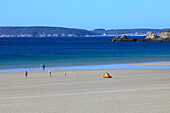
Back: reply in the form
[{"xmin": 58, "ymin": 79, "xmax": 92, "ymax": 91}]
[{"xmin": 0, "ymin": 69, "xmax": 170, "ymax": 113}]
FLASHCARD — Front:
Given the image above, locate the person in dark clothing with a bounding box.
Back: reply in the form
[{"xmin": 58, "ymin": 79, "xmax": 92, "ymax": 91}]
[{"xmin": 43, "ymin": 64, "xmax": 45, "ymax": 70}]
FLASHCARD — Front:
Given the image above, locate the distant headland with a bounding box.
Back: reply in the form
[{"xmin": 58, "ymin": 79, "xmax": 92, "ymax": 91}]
[
  {"xmin": 0, "ymin": 27, "xmax": 95, "ymax": 37},
  {"xmin": 109, "ymin": 30, "xmax": 170, "ymax": 42},
  {"xmin": 0, "ymin": 26, "xmax": 169, "ymax": 37}
]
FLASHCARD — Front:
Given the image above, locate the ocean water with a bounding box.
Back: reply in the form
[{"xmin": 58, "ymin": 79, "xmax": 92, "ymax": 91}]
[{"xmin": 0, "ymin": 36, "xmax": 170, "ymax": 72}]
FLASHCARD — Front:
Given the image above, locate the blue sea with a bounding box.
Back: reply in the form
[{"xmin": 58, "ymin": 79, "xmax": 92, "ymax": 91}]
[{"xmin": 0, "ymin": 36, "xmax": 170, "ymax": 72}]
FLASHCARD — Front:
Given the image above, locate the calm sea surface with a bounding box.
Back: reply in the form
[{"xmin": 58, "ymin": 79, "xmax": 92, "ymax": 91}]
[{"xmin": 0, "ymin": 36, "xmax": 170, "ymax": 71}]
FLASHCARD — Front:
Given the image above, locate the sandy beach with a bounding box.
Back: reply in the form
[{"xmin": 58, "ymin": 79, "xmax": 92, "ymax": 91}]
[
  {"xmin": 0, "ymin": 65, "xmax": 170, "ymax": 113},
  {"xmin": 0, "ymin": 63, "xmax": 170, "ymax": 113}
]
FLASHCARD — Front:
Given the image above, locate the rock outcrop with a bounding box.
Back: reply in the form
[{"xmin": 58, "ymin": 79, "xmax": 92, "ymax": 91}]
[
  {"xmin": 110, "ymin": 35, "xmax": 120, "ymax": 41},
  {"xmin": 109, "ymin": 38, "xmax": 170, "ymax": 42},
  {"xmin": 145, "ymin": 32, "xmax": 157, "ymax": 39},
  {"xmin": 110, "ymin": 31, "xmax": 170, "ymax": 42},
  {"xmin": 144, "ymin": 32, "xmax": 152, "ymax": 36},
  {"xmin": 120, "ymin": 35, "xmax": 127, "ymax": 39},
  {"xmin": 114, "ymin": 35, "xmax": 120, "ymax": 39},
  {"xmin": 110, "ymin": 35, "xmax": 137, "ymax": 42},
  {"xmin": 159, "ymin": 30, "xmax": 170, "ymax": 39},
  {"xmin": 109, "ymin": 32, "xmax": 170, "ymax": 42}
]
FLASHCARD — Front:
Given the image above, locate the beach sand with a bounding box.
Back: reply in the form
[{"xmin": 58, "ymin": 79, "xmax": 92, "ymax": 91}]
[{"xmin": 0, "ymin": 68, "xmax": 170, "ymax": 113}]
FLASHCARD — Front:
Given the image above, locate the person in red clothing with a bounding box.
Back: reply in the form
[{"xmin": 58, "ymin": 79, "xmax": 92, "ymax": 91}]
[
  {"xmin": 25, "ymin": 71, "xmax": 28, "ymax": 78},
  {"xmin": 40, "ymin": 64, "xmax": 43, "ymax": 70}
]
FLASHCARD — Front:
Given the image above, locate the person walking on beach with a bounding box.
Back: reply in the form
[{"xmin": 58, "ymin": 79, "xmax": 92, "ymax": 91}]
[
  {"xmin": 25, "ymin": 71, "xmax": 28, "ymax": 78},
  {"xmin": 48, "ymin": 70, "xmax": 52, "ymax": 77},
  {"xmin": 43, "ymin": 64, "xmax": 45, "ymax": 70},
  {"xmin": 40, "ymin": 64, "xmax": 43, "ymax": 70}
]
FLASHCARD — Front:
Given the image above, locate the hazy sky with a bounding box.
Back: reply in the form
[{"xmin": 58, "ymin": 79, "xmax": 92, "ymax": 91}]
[{"xmin": 0, "ymin": 0, "xmax": 169, "ymax": 29}]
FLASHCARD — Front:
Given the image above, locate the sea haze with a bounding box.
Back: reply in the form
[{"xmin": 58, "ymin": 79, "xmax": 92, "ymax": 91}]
[{"xmin": 0, "ymin": 36, "xmax": 170, "ymax": 71}]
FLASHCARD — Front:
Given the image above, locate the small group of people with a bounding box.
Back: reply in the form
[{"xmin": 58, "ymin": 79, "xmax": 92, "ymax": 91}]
[
  {"xmin": 25, "ymin": 64, "xmax": 48, "ymax": 78},
  {"xmin": 40, "ymin": 64, "xmax": 45, "ymax": 70},
  {"xmin": 25, "ymin": 70, "xmax": 52, "ymax": 78},
  {"xmin": 24, "ymin": 64, "xmax": 80, "ymax": 78}
]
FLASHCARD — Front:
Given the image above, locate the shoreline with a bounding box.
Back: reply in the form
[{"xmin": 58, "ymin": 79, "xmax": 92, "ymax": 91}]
[{"xmin": 0, "ymin": 61, "xmax": 170, "ymax": 73}]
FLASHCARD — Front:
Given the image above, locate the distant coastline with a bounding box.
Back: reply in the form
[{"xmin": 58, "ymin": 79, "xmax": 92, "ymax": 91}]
[{"xmin": 0, "ymin": 26, "xmax": 169, "ymax": 37}]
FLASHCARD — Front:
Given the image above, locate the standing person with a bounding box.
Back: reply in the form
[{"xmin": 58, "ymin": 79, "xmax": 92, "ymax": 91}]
[
  {"xmin": 64, "ymin": 72, "xmax": 66, "ymax": 77},
  {"xmin": 25, "ymin": 71, "xmax": 28, "ymax": 78},
  {"xmin": 43, "ymin": 64, "xmax": 45, "ymax": 70},
  {"xmin": 48, "ymin": 70, "xmax": 52, "ymax": 77},
  {"xmin": 40, "ymin": 64, "xmax": 43, "ymax": 70}
]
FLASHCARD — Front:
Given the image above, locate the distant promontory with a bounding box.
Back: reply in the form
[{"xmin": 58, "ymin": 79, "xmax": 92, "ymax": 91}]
[{"xmin": 0, "ymin": 27, "xmax": 96, "ymax": 37}]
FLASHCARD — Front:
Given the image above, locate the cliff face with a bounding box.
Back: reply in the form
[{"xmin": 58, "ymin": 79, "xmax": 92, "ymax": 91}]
[{"xmin": 159, "ymin": 30, "xmax": 170, "ymax": 39}]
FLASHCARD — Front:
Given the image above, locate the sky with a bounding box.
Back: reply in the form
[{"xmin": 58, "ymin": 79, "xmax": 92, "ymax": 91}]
[{"xmin": 0, "ymin": 0, "xmax": 170, "ymax": 30}]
